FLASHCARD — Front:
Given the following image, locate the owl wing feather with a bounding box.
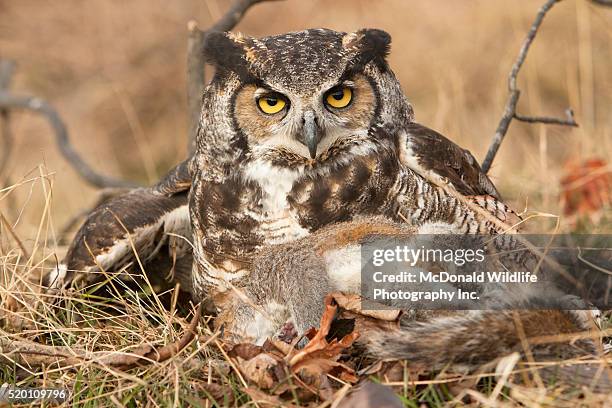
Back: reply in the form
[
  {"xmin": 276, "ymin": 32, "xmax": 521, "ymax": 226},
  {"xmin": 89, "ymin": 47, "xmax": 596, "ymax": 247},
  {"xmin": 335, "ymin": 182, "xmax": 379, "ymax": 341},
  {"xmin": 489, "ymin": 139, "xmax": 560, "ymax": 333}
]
[
  {"xmin": 154, "ymin": 157, "xmax": 193, "ymax": 196},
  {"xmin": 45, "ymin": 159, "xmax": 194, "ymax": 294},
  {"xmin": 400, "ymin": 122, "xmax": 501, "ymax": 199}
]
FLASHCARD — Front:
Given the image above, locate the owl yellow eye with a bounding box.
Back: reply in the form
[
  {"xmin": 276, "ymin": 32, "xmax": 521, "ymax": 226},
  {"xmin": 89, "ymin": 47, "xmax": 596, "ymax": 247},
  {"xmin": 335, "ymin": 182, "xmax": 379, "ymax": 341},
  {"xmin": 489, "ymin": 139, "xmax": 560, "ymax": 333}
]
[
  {"xmin": 257, "ymin": 94, "xmax": 287, "ymax": 114},
  {"xmin": 325, "ymin": 86, "xmax": 352, "ymax": 109}
]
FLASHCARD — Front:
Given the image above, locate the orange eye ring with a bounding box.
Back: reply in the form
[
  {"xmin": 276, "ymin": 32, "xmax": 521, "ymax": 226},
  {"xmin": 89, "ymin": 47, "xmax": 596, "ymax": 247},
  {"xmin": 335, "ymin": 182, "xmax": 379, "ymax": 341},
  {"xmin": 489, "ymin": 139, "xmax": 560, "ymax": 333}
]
[
  {"xmin": 325, "ymin": 87, "xmax": 352, "ymax": 109},
  {"xmin": 257, "ymin": 94, "xmax": 287, "ymax": 114}
]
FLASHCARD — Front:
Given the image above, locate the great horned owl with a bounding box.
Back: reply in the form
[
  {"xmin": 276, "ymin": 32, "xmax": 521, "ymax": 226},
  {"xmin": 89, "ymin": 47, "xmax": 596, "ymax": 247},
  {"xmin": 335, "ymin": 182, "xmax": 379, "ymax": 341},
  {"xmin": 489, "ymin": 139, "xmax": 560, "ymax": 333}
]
[
  {"xmin": 45, "ymin": 29, "xmax": 513, "ymax": 316},
  {"xmin": 189, "ymin": 28, "xmax": 511, "ymax": 301}
]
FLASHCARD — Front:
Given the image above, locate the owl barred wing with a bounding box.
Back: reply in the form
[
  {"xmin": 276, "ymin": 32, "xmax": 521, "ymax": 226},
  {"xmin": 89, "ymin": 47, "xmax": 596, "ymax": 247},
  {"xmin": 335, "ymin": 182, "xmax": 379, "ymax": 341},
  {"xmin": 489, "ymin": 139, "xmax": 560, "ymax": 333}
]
[
  {"xmin": 465, "ymin": 194, "xmax": 522, "ymax": 227},
  {"xmin": 45, "ymin": 161, "xmax": 193, "ymax": 294},
  {"xmin": 400, "ymin": 123, "xmax": 501, "ymax": 199},
  {"xmin": 388, "ymin": 166, "xmax": 518, "ymax": 233},
  {"xmin": 46, "ymin": 190, "xmax": 192, "ymax": 292}
]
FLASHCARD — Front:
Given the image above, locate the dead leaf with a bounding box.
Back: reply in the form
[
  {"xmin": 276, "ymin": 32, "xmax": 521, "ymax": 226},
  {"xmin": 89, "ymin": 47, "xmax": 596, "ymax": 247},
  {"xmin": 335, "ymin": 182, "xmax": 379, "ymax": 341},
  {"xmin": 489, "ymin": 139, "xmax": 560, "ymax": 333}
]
[
  {"xmin": 228, "ymin": 342, "xmax": 289, "ymax": 390},
  {"xmin": 236, "ymin": 353, "xmax": 286, "ymax": 389},
  {"xmin": 226, "ymin": 294, "xmax": 360, "ymax": 400},
  {"xmin": 228, "ymin": 343, "xmax": 265, "ymax": 360},
  {"xmin": 326, "ymin": 292, "xmax": 402, "ymax": 346},
  {"xmin": 293, "ymin": 358, "xmax": 353, "ymax": 381},
  {"xmin": 560, "ymin": 157, "xmax": 611, "ymax": 224},
  {"xmin": 289, "ymin": 295, "xmax": 339, "ymax": 366},
  {"xmin": 196, "ymin": 383, "xmax": 236, "ymax": 406},
  {"xmin": 338, "ymin": 309, "xmax": 401, "ymax": 342},
  {"xmin": 285, "ymin": 295, "xmax": 360, "ymax": 399},
  {"xmin": 263, "ymin": 338, "xmax": 295, "ymax": 359},
  {"xmin": 244, "ymin": 387, "xmax": 301, "ymax": 407}
]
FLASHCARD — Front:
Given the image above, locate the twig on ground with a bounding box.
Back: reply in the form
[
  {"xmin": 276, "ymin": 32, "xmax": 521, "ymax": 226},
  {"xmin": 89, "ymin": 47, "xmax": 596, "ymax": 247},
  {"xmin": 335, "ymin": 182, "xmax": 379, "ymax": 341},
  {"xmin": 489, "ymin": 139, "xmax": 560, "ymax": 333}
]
[
  {"xmin": 0, "ymin": 303, "xmax": 201, "ymax": 369},
  {"xmin": 481, "ymin": 0, "xmax": 579, "ymax": 174},
  {"xmin": 122, "ymin": 302, "xmax": 202, "ymax": 368},
  {"xmin": 186, "ymin": 0, "xmax": 283, "ymax": 152}
]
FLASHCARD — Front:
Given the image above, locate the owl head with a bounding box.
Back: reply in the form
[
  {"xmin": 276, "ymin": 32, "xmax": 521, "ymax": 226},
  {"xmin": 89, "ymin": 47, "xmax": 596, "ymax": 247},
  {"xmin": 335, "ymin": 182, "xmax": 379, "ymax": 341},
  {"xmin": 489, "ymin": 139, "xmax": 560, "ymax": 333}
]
[{"xmin": 197, "ymin": 28, "xmax": 413, "ymax": 169}]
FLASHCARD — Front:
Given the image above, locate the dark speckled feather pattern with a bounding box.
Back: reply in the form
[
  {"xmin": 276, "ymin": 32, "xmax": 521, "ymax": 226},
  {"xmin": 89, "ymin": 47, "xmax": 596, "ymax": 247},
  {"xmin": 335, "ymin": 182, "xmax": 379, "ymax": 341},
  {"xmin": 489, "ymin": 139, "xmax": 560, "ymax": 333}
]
[{"xmin": 403, "ymin": 123, "xmax": 500, "ymax": 199}]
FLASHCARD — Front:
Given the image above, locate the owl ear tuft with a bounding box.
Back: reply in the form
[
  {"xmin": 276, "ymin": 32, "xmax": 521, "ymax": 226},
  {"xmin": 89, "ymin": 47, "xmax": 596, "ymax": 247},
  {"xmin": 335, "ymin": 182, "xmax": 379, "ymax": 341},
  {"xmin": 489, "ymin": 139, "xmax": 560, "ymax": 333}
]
[
  {"xmin": 203, "ymin": 31, "xmax": 251, "ymax": 78},
  {"xmin": 344, "ymin": 28, "xmax": 391, "ymax": 71},
  {"xmin": 357, "ymin": 29, "xmax": 391, "ymax": 60}
]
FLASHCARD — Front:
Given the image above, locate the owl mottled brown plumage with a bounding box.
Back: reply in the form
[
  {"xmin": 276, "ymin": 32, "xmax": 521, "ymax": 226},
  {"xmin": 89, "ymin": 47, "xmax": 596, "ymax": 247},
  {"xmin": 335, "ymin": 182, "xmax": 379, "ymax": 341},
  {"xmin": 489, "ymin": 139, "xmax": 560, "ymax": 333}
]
[
  {"xmin": 46, "ymin": 28, "xmax": 512, "ymax": 321},
  {"xmin": 189, "ymin": 28, "xmax": 509, "ymax": 300}
]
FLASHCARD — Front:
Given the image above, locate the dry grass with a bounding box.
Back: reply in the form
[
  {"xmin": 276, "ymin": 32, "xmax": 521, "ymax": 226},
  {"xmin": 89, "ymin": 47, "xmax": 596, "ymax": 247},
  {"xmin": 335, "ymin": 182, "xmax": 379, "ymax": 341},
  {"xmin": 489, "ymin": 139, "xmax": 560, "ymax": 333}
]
[
  {"xmin": 0, "ymin": 183, "xmax": 611, "ymax": 406},
  {"xmin": 1, "ymin": 0, "xmax": 611, "ymax": 406},
  {"xmin": 0, "ymin": 172, "xmax": 610, "ymax": 406}
]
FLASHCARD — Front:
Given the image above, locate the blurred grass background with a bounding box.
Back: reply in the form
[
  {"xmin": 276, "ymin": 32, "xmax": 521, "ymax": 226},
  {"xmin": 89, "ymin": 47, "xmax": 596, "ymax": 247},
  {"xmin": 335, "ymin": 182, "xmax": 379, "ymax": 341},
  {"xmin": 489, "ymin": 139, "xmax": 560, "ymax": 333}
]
[{"xmin": 0, "ymin": 0, "xmax": 610, "ymax": 238}]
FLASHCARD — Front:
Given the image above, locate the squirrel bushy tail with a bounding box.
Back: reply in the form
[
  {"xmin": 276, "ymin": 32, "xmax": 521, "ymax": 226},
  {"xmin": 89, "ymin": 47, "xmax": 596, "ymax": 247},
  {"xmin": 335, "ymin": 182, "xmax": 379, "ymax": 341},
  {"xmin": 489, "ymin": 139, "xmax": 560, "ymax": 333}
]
[{"xmin": 367, "ymin": 309, "xmax": 611, "ymax": 393}]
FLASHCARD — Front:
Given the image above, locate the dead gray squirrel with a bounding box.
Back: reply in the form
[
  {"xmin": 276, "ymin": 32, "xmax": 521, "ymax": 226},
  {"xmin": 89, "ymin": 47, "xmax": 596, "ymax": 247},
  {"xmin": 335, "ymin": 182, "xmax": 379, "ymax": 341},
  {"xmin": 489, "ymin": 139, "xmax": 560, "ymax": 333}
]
[{"xmin": 216, "ymin": 216, "xmax": 611, "ymax": 393}]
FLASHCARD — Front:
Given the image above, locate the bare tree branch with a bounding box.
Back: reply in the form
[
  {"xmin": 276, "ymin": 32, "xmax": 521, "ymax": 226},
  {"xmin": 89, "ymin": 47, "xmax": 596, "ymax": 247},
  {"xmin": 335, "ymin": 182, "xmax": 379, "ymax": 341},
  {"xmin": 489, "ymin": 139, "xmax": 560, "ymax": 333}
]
[
  {"xmin": 514, "ymin": 109, "xmax": 577, "ymax": 126},
  {"xmin": 187, "ymin": 21, "xmax": 207, "ymax": 154},
  {"xmin": 0, "ymin": 90, "xmax": 139, "ymax": 189},
  {"xmin": 589, "ymin": 0, "xmax": 612, "ymax": 6},
  {"xmin": 209, "ymin": 0, "xmax": 282, "ymax": 32},
  {"xmin": 186, "ymin": 0, "xmax": 283, "ymax": 152},
  {"xmin": 481, "ymin": 0, "xmax": 579, "ymax": 174}
]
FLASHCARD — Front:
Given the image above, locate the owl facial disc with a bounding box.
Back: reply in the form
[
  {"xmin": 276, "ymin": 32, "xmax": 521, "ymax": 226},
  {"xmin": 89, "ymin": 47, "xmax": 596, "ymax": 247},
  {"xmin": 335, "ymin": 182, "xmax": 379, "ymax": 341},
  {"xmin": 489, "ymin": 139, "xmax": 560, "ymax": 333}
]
[{"xmin": 199, "ymin": 28, "xmax": 414, "ymax": 166}]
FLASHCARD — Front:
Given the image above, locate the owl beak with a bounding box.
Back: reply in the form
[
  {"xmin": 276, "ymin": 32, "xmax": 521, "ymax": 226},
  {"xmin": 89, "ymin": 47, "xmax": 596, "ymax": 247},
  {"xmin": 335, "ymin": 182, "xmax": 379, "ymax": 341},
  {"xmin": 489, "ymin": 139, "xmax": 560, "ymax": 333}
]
[{"xmin": 301, "ymin": 111, "xmax": 321, "ymax": 159}]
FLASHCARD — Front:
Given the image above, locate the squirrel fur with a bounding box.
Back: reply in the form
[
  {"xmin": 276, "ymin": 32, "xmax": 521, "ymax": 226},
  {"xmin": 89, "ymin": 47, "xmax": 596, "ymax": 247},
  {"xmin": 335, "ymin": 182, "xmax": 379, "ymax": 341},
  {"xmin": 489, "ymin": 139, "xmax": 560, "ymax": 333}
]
[{"xmin": 216, "ymin": 216, "xmax": 611, "ymax": 392}]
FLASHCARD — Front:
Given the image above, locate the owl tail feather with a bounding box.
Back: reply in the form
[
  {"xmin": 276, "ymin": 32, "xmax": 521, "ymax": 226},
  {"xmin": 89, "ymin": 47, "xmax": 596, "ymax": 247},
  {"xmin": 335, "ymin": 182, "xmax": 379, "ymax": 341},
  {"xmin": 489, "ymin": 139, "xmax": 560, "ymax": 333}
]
[{"xmin": 366, "ymin": 309, "xmax": 612, "ymax": 393}]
